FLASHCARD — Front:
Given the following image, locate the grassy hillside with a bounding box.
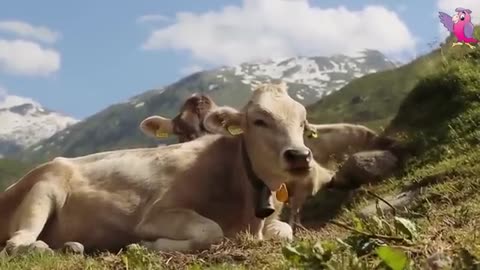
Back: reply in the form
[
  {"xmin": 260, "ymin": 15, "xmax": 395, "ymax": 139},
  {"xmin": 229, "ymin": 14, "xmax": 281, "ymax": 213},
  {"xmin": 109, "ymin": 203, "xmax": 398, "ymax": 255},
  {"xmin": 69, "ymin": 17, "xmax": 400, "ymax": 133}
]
[
  {"xmin": 2, "ymin": 40, "xmax": 480, "ymax": 269},
  {"xmin": 0, "ymin": 159, "xmax": 30, "ymax": 191},
  {"xmin": 305, "ymin": 36, "xmax": 470, "ymax": 132},
  {"xmin": 306, "ymin": 49, "xmax": 441, "ymax": 131}
]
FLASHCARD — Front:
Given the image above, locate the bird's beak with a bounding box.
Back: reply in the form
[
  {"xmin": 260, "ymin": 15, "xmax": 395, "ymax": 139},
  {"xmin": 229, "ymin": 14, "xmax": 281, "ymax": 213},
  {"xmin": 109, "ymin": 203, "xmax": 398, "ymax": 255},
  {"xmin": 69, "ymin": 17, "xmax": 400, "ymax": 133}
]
[{"xmin": 452, "ymin": 14, "xmax": 459, "ymax": 23}]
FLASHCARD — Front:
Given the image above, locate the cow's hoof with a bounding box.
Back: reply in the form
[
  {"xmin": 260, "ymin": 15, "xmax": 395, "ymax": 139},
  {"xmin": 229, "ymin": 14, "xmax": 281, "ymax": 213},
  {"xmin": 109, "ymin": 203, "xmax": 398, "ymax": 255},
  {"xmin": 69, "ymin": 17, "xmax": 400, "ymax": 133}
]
[
  {"xmin": 263, "ymin": 220, "xmax": 293, "ymax": 241},
  {"xmin": 5, "ymin": 240, "xmax": 53, "ymax": 256},
  {"xmin": 29, "ymin": 241, "xmax": 54, "ymax": 255},
  {"xmin": 62, "ymin": 242, "xmax": 84, "ymax": 255}
]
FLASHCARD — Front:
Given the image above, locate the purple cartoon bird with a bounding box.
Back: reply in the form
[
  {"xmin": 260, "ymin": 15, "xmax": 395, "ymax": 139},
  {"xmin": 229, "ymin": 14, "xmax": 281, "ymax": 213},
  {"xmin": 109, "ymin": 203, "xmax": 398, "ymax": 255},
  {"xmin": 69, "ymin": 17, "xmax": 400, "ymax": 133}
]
[{"xmin": 439, "ymin": 7, "xmax": 478, "ymax": 49}]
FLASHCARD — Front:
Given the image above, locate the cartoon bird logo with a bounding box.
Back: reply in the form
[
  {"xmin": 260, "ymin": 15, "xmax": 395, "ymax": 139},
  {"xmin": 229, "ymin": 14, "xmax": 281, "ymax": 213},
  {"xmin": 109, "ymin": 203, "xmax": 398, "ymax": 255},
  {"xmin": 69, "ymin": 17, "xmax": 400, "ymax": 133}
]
[{"xmin": 439, "ymin": 7, "xmax": 478, "ymax": 49}]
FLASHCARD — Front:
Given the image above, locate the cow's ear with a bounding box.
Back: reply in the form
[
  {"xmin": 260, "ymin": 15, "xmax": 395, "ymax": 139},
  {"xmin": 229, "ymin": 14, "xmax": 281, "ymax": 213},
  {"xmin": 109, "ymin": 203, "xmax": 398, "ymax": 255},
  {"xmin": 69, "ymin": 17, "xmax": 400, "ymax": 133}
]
[
  {"xmin": 139, "ymin": 116, "xmax": 174, "ymax": 139},
  {"xmin": 203, "ymin": 106, "xmax": 244, "ymax": 137}
]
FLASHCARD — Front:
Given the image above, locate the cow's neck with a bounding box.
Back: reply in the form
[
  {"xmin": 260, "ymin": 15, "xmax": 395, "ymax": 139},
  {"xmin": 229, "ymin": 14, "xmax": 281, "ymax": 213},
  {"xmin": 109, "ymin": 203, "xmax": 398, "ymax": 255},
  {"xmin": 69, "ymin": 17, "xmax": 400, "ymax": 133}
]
[{"xmin": 240, "ymin": 137, "xmax": 275, "ymax": 219}]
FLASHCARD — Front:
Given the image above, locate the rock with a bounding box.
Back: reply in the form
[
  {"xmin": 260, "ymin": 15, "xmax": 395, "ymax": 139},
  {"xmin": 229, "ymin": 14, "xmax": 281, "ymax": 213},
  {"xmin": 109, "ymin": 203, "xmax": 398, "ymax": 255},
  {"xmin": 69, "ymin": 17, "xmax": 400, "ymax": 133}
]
[
  {"xmin": 332, "ymin": 150, "xmax": 399, "ymax": 189},
  {"xmin": 62, "ymin": 241, "xmax": 84, "ymax": 255},
  {"xmin": 350, "ymin": 96, "xmax": 363, "ymax": 105},
  {"xmin": 358, "ymin": 190, "xmax": 420, "ymax": 218},
  {"xmin": 426, "ymin": 251, "xmax": 452, "ymax": 269}
]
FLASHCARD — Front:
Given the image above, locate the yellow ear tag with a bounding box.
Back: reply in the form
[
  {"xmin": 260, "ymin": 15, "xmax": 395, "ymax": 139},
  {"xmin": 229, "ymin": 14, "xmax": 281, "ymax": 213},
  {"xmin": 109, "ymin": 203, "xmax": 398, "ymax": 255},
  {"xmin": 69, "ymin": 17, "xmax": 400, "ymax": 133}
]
[
  {"xmin": 155, "ymin": 130, "xmax": 169, "ymax": 138},
  {"xmin": 275, "ymin": 183, "xmax": 289, "ymax": 203},
  {"xmin": 227, "ymin": 125, "xmax": 243, "ymax": 136},
  {"xmin": 306, "ymin": 129, "xmax": 318, "ymax": 139}
]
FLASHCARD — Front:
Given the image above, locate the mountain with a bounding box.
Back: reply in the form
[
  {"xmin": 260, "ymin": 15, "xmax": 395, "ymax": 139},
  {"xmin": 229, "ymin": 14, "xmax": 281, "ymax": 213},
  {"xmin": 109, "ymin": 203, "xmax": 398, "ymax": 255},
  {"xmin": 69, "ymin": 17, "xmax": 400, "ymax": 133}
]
[
  {"xmin": 12, "ymin": 49, "xmax": 396, "ymax": 163},
  {"xmin": 0, "ymin": 95, "xmax": 79, "ymax": 157},
  {"xmin": 227, "ymin": 49, "xmax": 397, "ymax": 103},
  {"xmin": 306, "ymin": 49, "xmax": 443, "ymax": 131}
]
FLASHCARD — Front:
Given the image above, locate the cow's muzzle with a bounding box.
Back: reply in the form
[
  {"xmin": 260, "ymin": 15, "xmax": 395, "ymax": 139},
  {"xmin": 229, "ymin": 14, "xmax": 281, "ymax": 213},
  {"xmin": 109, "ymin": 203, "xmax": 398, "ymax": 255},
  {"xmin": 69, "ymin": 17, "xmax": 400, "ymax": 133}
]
[{"xmin": 283, "ymin": 147, "xmax": 312, "ymax": 175}]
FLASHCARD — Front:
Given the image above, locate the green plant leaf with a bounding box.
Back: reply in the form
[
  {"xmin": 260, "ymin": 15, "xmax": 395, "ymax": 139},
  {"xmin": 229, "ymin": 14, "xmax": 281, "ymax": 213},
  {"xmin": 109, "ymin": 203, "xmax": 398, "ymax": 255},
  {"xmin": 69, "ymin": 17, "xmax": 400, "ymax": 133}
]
[
  {"xmin": 352, "ymin": 216, "xmax": 364, "ymax": 231},
  {"xmin": 376, "ymin": 246, "xmax": 409, "ymax": 270},
  {"xmin": 394, "ymin": 217, "xmax": 417, "ymax": 239}
]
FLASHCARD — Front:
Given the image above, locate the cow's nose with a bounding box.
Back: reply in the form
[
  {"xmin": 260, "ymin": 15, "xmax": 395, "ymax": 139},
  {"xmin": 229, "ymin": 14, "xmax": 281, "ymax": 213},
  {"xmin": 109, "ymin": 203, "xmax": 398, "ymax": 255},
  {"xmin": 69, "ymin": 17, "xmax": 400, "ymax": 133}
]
[{"xmin": 283, "ymin": 148, "xmax": 312, "ymax": 166}]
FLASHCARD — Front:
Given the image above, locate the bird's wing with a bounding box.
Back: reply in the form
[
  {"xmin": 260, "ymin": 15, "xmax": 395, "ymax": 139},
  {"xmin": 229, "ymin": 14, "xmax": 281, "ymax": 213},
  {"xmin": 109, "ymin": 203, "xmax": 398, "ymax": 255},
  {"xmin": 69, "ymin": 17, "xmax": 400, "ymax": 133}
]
[
  {"xmin": 438, "ymin": 12, "xmax": 454, "ymax": 32},
  {"xmin": 464, "ymin": 22, "xmax": 475, "ymax": 38}
]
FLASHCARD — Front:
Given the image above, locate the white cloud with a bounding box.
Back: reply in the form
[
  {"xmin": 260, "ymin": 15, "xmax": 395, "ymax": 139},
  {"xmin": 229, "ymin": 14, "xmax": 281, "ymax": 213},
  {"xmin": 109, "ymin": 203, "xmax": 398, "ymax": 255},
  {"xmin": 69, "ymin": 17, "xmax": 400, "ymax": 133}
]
[
  {"xmin": 0, "ymin": 85, "xmax": 7, "ymax": 100},
  {"xmin": 142, "ymin": 0, "xmax": 416, "ymax": 66},
  {"xmin": 0, "ymin": 20, "xmax": 60, "ymax": 44},
  {"xmin": 180, "ymin": 64, "xmax": 205, "ymax": 75},
  {"xmin": 0, "ymin": 39, "xmax": 60, "ymax": 76},
  {"xmin": 437, "ymin": 0, "xmax": 480, "ymax": 40},
  {"xmin": 137, "ymin": 14, "xmax": 169, "ymax": 24}
]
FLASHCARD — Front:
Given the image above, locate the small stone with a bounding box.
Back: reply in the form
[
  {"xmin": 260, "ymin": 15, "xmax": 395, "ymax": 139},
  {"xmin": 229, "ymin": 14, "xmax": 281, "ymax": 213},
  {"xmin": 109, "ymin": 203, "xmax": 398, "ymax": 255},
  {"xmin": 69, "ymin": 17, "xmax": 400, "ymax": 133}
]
[
  {"xmin": 332, "ymin": 150, "xmax": 399, "ymax": 189},
  {"xmin": 63, "ymin": 242, "xmax": 84, "ymax": 255},
  {"xmin": 358, "ymin": 190, "xmax": 420, "ymax": 218},
  {"xmin": 29, "ymin": 241, "xmax": 54, "ymax": 255}
]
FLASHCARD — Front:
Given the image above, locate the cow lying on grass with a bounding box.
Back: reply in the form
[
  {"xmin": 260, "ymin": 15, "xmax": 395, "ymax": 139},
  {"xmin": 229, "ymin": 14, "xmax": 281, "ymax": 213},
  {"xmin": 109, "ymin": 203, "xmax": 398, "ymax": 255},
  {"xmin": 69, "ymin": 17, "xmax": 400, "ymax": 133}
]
[
  {"xmin": 0, "ymin": 82, "xmax": 321, "ymax": 255},
  {"xmin": 140, "ymin": 93, "xmax": 289, "ymax": 239},
  {"xmin": 140, "ymin": 94, "xmax": 396, "ymax": 229}
]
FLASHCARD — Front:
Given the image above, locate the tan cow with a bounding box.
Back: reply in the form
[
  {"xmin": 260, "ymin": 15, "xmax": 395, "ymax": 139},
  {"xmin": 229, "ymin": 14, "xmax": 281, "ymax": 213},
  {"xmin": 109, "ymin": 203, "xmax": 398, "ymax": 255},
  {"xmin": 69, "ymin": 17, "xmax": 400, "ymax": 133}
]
[
  {"xmin": 0, "ymin": 82, "xmax": 317, "ymax": 255},
  {"xmin": 286, "ymin": 123, "xmax": 397, "ymax": 227},
  {"xmin": 139, "ymin": 93, "xmax": 289, "ymax": 240}
]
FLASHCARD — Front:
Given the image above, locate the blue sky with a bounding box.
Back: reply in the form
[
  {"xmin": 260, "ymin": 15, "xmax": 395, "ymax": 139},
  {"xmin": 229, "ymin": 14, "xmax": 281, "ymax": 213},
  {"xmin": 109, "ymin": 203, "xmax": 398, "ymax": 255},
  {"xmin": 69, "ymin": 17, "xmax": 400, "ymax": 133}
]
[{"xmin": 0, "ymin": 0, "xmax": 477, "ymax": 119}]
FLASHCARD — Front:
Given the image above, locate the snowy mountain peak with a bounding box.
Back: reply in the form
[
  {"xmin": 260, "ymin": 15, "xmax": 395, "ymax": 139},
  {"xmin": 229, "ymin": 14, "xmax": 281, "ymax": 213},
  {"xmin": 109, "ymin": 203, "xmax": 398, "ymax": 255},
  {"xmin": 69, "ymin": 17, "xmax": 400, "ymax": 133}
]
[
  {"xmin": 0, "ymin": 94, "xmax": 79, "ymax": 156},
  {"xmin": 0, "ymin": 95, "xmax": 38, "ymax": 110},
  {"xmin": 216, "ymin": 49, "xmax": 396, "ymax": 102}
]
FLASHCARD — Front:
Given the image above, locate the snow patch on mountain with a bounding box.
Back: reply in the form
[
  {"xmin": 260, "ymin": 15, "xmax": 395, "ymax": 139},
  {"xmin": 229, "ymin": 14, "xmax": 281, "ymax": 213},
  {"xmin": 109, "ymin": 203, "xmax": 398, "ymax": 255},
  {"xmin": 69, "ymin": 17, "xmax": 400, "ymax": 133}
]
[
  {"xmin": 0, "ymin": 94, "xmax": 79, "ymax": 155},
  {"xmin": 224, "ymin": 49, "xmax": 396, "ymax": 101}
]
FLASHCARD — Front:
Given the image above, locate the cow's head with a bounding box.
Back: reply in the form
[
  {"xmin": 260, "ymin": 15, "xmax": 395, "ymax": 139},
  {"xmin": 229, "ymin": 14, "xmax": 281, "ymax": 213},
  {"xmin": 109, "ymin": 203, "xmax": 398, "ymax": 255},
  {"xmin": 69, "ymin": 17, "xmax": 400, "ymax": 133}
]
[
  {"xmin": 140, "ymin": 94, "xmax": 218, "ymax": 143},
  {"xmin": 203, "ymin": 82, "xmax": 315, "ymax": 191}
]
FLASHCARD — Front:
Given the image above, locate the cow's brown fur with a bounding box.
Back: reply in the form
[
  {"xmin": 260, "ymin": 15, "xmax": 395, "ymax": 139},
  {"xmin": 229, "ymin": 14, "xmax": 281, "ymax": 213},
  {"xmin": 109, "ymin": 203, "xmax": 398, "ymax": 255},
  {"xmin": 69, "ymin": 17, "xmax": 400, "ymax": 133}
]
[
  {"xmin": 0, "ymin": 82, "xmax": 313, "ymax": 255},
  {"xmin": 140, "ymin": 94, "xmax": 218, "ymax": 142}
]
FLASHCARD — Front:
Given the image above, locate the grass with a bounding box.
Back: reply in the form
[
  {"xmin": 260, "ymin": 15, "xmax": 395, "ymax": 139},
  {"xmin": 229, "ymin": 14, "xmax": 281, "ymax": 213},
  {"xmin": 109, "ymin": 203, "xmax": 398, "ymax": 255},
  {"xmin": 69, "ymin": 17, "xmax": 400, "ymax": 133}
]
[
  {"xmin": 2, "ymin": 36, "xmax": 480, "ymax": 269},
  {"xmin": 0, "ymin": 158, "xmax": 31, "ymax": 191}
]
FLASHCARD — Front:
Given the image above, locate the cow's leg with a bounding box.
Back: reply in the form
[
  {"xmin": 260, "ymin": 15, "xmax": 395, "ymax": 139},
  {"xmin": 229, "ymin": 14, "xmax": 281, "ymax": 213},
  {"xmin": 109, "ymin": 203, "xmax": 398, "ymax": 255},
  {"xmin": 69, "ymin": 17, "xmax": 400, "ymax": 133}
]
[
  {"xmin": 135, "ymin": 208, "xmax": 224, "ymax": 252},
  {"xmin": 288, "ymin": 185, "xmax": 311, "ymax": 232},
  {"xmin": 5, "ymin": 181, "xmax": 64, "ymax": 255},
  {"xmin": 288, "ymin": 195, "xmax": 303, "ymax": 230},
  {"xmin": 263, "ymin": 219, "xmax": 293, "ymax": 241}
]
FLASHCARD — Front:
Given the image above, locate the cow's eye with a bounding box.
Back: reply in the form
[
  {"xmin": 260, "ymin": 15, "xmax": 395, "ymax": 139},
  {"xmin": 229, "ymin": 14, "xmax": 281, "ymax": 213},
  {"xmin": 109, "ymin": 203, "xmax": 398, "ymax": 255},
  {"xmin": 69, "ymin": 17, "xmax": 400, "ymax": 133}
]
[{"xmin": 254, "ymin": 119, "xmax": 268, "ymax": 127}]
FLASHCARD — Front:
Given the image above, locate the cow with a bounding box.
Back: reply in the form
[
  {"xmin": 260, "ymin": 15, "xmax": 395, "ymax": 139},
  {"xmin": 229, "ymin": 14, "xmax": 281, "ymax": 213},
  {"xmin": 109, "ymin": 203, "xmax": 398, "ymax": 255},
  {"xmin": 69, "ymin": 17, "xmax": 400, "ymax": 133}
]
[
  {"xmin": 0, "ymin": 82, "xmax": 317, "ymax": 255},
  {"xmin": 139, "ymin": 92, "xmax": 289, "ymax": 239},
  {"xmin": 140, "ymin": 95, "xmax": 396, "ymax": 229}
]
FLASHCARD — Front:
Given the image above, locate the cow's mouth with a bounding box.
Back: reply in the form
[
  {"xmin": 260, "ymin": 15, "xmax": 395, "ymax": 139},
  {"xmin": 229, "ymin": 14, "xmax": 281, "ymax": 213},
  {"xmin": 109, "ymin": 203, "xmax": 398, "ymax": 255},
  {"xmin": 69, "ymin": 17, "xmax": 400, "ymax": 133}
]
[{"xmin": 286, "ymin": 165, "xmax": 312, "ymax": 176}]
